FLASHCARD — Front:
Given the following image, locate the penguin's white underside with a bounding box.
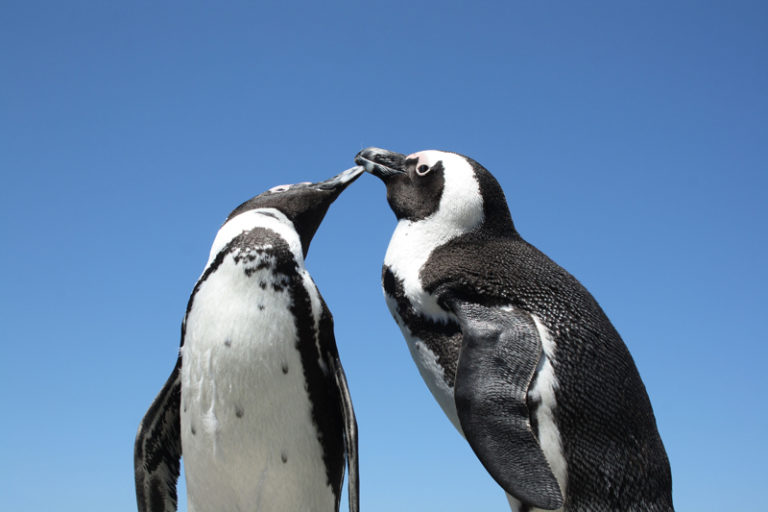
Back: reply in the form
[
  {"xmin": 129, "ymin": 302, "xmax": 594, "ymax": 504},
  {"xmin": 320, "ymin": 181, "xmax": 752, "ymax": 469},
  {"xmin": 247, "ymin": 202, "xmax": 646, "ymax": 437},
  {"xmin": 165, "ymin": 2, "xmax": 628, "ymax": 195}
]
[
  {"xmin": 384, "ymin": 293, "xmax": 462, "ymax": 431},
  {"xmin": 180, "ymin": 209, "xmax": 335, "ymax": 512}
]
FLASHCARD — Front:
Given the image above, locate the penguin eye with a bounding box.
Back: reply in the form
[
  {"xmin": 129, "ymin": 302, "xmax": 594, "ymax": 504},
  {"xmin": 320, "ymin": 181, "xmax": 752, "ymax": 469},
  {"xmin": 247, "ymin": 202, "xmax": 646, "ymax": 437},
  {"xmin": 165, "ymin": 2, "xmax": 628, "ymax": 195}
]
[
  {"xmin": 268, "ymin": 185, "xmax": 290, "ymax": 193},
  {"xmin": 416, "ymin": 164, "xmax": 430, "ymax": 176}
]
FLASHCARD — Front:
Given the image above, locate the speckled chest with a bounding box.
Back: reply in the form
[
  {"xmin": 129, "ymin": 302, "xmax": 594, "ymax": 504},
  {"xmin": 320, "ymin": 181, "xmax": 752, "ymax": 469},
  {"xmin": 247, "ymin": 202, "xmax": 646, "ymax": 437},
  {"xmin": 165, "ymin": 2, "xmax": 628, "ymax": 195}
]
[
  {"xmin": 180, "ymin": 238, "xmax": 314, "ymax": 440},
  {"xmin": 179, "ymin": 227, "xmax": 336, "ymax": 510}
]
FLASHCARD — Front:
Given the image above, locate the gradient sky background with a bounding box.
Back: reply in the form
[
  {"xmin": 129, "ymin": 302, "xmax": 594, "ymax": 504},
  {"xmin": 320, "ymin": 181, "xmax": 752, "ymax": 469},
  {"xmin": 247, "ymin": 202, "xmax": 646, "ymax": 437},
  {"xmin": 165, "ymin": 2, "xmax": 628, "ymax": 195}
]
[{"xmin": 2, "ymin": 2, "xmax": 766, "ymax": 511}]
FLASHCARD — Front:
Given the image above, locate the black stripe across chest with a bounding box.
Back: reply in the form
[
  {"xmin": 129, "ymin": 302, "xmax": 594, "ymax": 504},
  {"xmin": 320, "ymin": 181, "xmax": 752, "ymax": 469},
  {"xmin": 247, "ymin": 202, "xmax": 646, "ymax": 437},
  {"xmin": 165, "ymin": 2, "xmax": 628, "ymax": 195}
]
[{"xmin": 382, "ymin": 265, "xmax": 462, "ymax": 386}]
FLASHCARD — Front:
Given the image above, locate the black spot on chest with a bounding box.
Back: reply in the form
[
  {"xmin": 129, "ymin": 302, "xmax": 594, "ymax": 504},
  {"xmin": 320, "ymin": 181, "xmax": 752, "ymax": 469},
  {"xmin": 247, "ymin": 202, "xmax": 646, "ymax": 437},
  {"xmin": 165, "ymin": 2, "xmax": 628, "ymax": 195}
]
[
  {"xmin": 382, "ymin": 266, "xmax": 461, "ymax": 386},
  {"xmin": 184, "ymin": 227, "xmax": 294, "ymax": 330},
  {"xmin": 229, "ymin": 229, "xmax": 296, "ymax": 282}
]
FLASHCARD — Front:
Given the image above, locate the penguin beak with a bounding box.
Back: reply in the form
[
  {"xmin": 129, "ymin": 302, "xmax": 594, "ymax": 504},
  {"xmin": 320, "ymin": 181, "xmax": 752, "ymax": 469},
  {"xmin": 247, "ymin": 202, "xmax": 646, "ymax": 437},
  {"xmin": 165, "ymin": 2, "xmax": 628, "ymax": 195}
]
[
  {"xmin": 283, "ymin": 166, "xmax": 365, "ymax": 258},
  {"xmin": 311, "ymin": 165, "xmax": 366, "ymax": 195},
  {"xmin": 355, "ymin": 147, "xmax": 407, "ymax": 180}
]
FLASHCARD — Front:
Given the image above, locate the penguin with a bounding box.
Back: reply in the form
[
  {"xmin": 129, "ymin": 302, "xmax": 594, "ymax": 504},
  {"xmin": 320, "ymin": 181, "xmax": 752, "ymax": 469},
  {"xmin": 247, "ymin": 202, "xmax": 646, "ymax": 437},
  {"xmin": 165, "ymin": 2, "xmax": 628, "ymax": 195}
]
[
  {"xmin": 355, "ymin": 147, "xmax": 673, "ymax": 512},
  {"xmin": 134, "ymin": 166, "xmax": 363, "ymax": 512}
]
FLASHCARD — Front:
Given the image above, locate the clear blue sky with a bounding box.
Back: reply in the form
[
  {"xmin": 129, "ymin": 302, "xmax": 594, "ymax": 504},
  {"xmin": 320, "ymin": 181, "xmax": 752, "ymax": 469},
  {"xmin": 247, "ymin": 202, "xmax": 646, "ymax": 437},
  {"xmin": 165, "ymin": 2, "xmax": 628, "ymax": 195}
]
[{"xmin": 1, "ymin": 1, "xmax": 766, "ymax": 510}]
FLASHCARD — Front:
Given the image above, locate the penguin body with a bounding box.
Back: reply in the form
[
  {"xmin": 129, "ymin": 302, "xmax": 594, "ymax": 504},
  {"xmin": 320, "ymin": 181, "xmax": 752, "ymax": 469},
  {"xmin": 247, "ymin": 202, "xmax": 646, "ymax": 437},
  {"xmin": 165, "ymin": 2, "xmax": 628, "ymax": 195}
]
[
  {"xmin": 134, "ymin": 167, "xmax": 362, "ymax": 512},
  {"xmin": 356, "ymin": 148, "xmax": 673, "ymax": 511}
]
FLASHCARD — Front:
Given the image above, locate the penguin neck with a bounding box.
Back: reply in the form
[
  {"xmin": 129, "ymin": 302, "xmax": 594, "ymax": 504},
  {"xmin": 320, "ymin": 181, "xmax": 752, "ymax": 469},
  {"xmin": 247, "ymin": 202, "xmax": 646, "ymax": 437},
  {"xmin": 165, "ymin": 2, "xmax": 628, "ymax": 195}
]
[
  {"xmin": 475, "ymin": 179, "xmax": 519, "ymax": 238},
  {"xmin": 383, "ymin": 198, "xmax": 483, "ymax": 322},
  {"xmin": 389, "ymin": 181, "xmax": 485, "ymax": 252},
  {"xmin": 206, "ymin": 208, "xmax": 306, "ymax": 273},
  {"xmin": 477, "ymin": 211, "xmax": 520, "ymax": 239}
]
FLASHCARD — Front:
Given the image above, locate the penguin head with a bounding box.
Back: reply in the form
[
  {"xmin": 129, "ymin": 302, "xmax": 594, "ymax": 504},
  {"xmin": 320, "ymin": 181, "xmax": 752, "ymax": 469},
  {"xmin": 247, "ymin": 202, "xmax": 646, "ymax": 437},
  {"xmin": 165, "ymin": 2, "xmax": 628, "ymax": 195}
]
[
  {"xmin": 355, "ymin": 147, "xmax": 516, "ymax": 236},
  {"xmin": 226, "ymin": 166, "xmax": 364, "ymax": 256}
]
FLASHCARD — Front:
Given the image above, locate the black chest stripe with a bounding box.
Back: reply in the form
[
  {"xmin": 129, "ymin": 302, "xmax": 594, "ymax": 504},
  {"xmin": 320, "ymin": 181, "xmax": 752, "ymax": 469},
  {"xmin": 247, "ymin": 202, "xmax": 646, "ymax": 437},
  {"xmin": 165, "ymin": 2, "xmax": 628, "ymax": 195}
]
[
  {"xmin": 286, "ymin": 267, "xmax": 345, "ymax": 499},
  {"xmin": 382, "ymin": 266, "xmax": 462, "ymax": 386}
]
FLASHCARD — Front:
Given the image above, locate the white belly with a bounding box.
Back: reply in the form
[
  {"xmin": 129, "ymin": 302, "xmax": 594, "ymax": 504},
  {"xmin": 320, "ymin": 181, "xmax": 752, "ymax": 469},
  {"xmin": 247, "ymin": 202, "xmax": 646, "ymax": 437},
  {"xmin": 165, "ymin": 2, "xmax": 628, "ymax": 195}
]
[
  {"xmin": 382, "ymin": 216, "xmax": 470, "ymax": 435},
  {"xmin": 180, "ymin": 260, "xmax": 335, "ymax": 512},
  {"xmin": 385, "ymin": 295, "xmax": 462, "ymax": 434}
]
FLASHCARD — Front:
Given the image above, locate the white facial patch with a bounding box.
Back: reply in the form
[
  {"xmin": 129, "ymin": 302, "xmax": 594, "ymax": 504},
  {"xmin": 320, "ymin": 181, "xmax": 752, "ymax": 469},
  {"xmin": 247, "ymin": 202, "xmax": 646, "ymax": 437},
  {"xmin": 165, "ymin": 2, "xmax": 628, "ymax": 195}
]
[
  {"xmin": 384, "ymin": 150, "xmax": 485, "ymax": 322},
  {"xmin": 408, "ymin": 150, "xmax": 485, "ymax": 233}
]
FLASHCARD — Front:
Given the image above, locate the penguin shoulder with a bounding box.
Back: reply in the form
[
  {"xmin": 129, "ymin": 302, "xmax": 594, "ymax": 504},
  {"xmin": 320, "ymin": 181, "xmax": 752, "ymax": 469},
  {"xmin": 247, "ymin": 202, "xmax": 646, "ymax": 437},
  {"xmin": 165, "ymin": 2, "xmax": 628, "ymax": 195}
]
[
  {"xmin": 421, "ymin": 233, "xmax": 597, "ymax": 317},
  {"xmin": 419, "ymin": 232, "xmax": 526, "ymax": 301}
]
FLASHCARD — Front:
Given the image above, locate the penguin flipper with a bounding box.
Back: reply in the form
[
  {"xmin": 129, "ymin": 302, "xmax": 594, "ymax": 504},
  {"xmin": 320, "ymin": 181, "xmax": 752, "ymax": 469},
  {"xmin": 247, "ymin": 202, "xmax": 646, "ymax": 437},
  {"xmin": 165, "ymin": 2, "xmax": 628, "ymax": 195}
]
[
  {"xmin": 448, "ymin": 299, "xmax": 563, "ymax": 510},
  {"xmin": 134, "ymin": 357, "xmax": 182, "ymax": 512},
  {"xmin": 330, "ymin": 354, "xmax": 359, "ymax": 512},
  {"xmin": 319, "ymin": 299, "xmax": 359, "ymax": 512}
]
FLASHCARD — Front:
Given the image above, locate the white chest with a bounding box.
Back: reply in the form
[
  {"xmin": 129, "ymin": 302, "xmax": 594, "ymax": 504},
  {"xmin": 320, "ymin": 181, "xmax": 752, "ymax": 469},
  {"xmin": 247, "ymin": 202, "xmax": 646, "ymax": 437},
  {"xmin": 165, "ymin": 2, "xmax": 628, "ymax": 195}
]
[
  {"xmin": 180, "ymin": 252, "xmax": 335, "ymax": 512},
  {"xmin": 385, "ymin": 293, "xmax": 463, "ymax": 433},
  {"xmin": 384, "ymin": 217, "xmax": 461, "ymax": 322},
  {"xmin": 383, "ymin": 220, "xmax": 465, "ymax": 432},
  {"xmin": 380, "ymin": 160, "xmax": 486, "ymax": 428}
]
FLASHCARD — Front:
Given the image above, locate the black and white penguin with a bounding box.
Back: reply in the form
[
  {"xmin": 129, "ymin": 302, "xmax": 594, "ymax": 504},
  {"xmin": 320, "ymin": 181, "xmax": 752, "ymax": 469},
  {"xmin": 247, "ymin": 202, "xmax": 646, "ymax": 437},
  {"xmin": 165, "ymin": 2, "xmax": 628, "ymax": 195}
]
[
  {"xmin": 134, "ymin": 166, "xmax": 363, "ymax": 512},
  {"xmin": 356, "ymin": 147, "xmax": 673, "ymax": 511}
]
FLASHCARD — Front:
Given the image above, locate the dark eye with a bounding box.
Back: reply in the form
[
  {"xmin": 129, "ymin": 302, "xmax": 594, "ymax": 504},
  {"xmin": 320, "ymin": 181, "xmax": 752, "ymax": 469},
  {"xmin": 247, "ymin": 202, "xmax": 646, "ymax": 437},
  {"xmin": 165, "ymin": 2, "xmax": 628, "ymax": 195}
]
[{"xmin": 417, "ymin": 164, "xmax": 430, "ymax": 175}]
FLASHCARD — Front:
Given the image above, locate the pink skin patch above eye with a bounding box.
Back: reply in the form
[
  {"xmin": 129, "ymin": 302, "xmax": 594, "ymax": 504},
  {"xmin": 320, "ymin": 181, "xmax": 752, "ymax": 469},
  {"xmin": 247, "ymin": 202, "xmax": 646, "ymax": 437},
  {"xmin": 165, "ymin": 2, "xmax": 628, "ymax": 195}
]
[
  {"xmin": 407, "ymin": 151, "xmax": 433, "ymax": 175},
  {"xmin": 406, "ymin": 152, "xmax": 425, "ymax": 165}
]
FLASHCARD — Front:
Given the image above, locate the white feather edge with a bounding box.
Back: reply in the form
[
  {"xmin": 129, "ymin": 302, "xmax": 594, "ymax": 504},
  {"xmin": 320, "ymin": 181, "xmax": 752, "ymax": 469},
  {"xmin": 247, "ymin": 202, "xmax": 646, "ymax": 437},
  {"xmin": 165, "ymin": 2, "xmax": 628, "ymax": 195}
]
[{"xmin": 506, "ymin": 315, "xmax": 567, "ymax": 512}]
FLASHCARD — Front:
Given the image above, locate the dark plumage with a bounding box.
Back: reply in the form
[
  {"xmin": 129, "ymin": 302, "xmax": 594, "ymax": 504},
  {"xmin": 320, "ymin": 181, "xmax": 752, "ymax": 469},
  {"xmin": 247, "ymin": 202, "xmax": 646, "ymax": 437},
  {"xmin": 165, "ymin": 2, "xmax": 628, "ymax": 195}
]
[{"xmin": 357, "ymin": 147, "xmax": 673, "ymax": 511}]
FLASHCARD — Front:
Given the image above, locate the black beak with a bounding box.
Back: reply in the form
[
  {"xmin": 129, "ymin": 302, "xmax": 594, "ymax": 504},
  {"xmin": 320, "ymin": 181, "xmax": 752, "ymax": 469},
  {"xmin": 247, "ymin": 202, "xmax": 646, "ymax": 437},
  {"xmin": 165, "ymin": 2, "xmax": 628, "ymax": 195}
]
[
  {"xmin": 355, "ymin": 147, "xmax": 407, "ymax": 180},
  {"xmin": 292, "ymin": 166, "xmax": 365, "ymax": 256},
  {"xmin": 311, "ymin": 165, "xmax": 365, "ymax": 195}
]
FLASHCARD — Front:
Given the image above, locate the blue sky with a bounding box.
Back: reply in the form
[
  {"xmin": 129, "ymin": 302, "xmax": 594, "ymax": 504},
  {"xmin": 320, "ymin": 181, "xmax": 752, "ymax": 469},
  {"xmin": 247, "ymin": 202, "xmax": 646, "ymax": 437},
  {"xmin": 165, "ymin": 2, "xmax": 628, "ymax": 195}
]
[{"xmin": 1, "ymin": 1, "xmax": 766, "ymax": 510}]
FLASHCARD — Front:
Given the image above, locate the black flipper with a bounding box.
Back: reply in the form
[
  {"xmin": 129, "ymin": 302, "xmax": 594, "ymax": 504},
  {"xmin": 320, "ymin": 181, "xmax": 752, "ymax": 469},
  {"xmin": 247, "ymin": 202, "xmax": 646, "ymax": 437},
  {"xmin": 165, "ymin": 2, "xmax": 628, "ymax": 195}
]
[
  {"xmin": 448, "ymin": 299, "xmax": 563, "ymax": 510},
  {"xmin": 318, "ymin": 296, "xmax": 359, "ymax": 512},
  {"xmin": 134, "ymin": 357, "xmax": 182, "ymax": 512},
  {"xmin": 329, "ymin": 354, "xmax": 359, "ymax": 512}
]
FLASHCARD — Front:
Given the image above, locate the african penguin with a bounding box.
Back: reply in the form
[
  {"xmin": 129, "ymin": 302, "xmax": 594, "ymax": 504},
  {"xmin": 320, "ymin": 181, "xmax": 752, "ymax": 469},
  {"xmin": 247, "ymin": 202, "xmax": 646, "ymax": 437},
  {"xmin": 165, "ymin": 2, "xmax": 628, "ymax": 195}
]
[
  {"xmin": 134, "ymin": 166, "xmax": 363, "ymax": 512},
  {"xmin": 356, "ymin": 147, "xmax": 673, "ymax": 512}
]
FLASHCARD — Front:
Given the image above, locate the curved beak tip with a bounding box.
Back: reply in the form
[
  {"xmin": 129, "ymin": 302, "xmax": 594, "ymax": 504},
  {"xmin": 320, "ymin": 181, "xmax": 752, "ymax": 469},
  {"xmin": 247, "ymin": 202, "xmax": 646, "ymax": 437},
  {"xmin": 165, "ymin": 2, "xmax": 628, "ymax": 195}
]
[
  {"xmin": 318, "ymin": 165, "xmax": 365, "ymax": 193},
  {"xmin": 353, "ymin": 149, "xmax": 376, "ymax": 172},
  {"xmin": 355, "ymin": 147, "xmax": 406, "ymax": 178},
  {"xmin": 338, "ymin": 165, "xmax": 365, "ymax": 183}
]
